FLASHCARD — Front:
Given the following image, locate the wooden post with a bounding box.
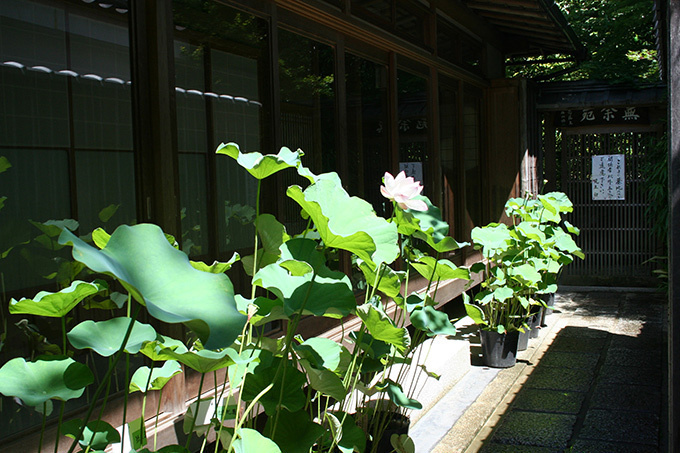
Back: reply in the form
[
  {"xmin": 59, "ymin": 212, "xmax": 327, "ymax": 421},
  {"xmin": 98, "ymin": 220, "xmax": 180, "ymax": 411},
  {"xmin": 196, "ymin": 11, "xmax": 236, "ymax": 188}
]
[
  {"xmin": 129, "ymin": 0, "xmax": 184, "ymax": 415},
  {"xmin": 669, "ymin": 0, "xmax": 679, "ymax": 450}
]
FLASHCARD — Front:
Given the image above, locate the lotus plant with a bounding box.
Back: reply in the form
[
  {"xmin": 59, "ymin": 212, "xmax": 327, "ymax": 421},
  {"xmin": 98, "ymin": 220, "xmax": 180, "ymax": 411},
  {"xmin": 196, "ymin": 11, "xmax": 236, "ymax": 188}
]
[{"xmin": 0, "ymin": 144, "xmax": 471, "ymax": 453}]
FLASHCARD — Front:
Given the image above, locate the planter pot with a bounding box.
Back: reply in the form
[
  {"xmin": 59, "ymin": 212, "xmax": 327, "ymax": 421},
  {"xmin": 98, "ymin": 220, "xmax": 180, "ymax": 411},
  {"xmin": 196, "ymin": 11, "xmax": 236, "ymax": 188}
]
[
  {"xmin": 366, "ymin": 412, "xmax": 410, "ymax": 453},
  {"xmin": 518, "ymin": 328, "xmax": 529, "ymax": 351},
  {"xmin": 529, "ymin": 307, "xmax": 544, "ymax": 339},
  {"xmin": 480, "ymin": 330, "xmax": 519, "ymax": 368},
  {"xmin": 540, "ymin": 293, "xmax": 555, "ymax": 326}
]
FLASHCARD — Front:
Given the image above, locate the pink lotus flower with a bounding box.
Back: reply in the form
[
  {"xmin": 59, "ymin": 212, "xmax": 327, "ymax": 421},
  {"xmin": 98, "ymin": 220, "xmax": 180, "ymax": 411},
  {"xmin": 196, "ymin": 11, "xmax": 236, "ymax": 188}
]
[{"xmin": 380, "ymin": 171, "xmax": 428, "ymax": 212}]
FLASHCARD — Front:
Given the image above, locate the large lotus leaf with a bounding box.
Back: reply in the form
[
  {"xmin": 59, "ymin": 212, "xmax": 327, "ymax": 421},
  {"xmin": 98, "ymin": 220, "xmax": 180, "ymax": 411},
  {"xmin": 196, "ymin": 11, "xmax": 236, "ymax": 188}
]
[
  {"xmin": 332, "ymin": 412, "xmax": 366, "ymax": 453},
  {"xmin": 265, "ymin": 409, "xmax": 324, "ymax": 453},
  {"xmin": 541, "ymin": 192, "xmax": 573, "ymax": 213},
  {"xmin": 216, "ymin": 142, "xmax": 303, "ymax": 180},
  {"xmin": 508, "ymin": 263, "xmax": 542, "ymax": 287},
  {"xmin": 61, "ymin": 418, "xmax": 121, "ymax": 451},
  {"xmin": 253, "ymin": 262, "xmax": 355, "ymax": 318},
  {"xmin": 129, "ymin": 360, "xmax": 182, "ymax": 393},
  {"xmin": 258, "ymin": 214, "xmax": 290, "ymax": 254},
  {"xmin": 493, "ymin": 286, "xmax": 514, "ymax": 303},
  {"xmin": 516, "ymin": 222, "xmax": 547, "ymax": 244},
  {"xmin": 357, "ymin": 304, "xmax": 410, "ymax": 353},
  {"xmin": 410, "ymin": 256, "xmax": 471, "ymax": 282},
  {"xmin": 278, "ymin": 238, "xmax": 326, "ymax": 274},
  {"xmin": 391, "ymin": 434, "xmax": 416, "ymax": 453},
  {"xmin": 299, "ymin": 359, "xmax": 346, "ymax": 401},
  {"xmin": 410, "ymin": 306, "xmax": 456, "ymax": 336},
  {"xmin": 226, "ymin": 348, "xmax": 267, "ymax": 388},
  {"xmin": 0, "ymin": 356, "xmax": 93, "ymax": 406},
  {"xmin": 190, "ymin": 252, "xmax": 240, "ymax": 274},
  {"xmin": 395, "ymin": 196, "xmax": 468, "ymax": 252},
  {"xmin": 287, "ymin": 178, "xmax": 399, "ymax": 266},
  {"xmin": 294, "ymin": 337, "xmax": 342, "ymax": 371},
  {"xmin": 30, "ymin": 219, "xmax": 79, "ymax": 238},
  {"xmin": 139, "ymin": 335, "xmax": 189, "ymax": 361},
  {"xmin": 233, "ymin": 428, "xmax": 281, "ymax": 453},
  {"xmin": 553, "ymin": 229, "xmax": 585, "ymax": 259},
  {"xmin": 471, "ymin": 224, "xmax": 512, "ymax": 258},
  {"xmin": 159, "ymin": 347, "xmax": 233, "ymax": 373},
  {"xmin": 357, "ymin": 259, "xmax": 404, "ymax": 299},
  {"xmin": 9, "ymin": 280, "xmax": 105, "ymax": 317},
  {"xmin": 58, "ymin": 224, "xmax": 247, "ymax": 350},
  {"xmin": 68, "ymin": 318, "xmax": 156, "ymax": 356},
  {"xmin": 376, "ymin": 379, "xmax": 422, "ymax": 410},
  {"xmin": 464, "ymin": 302, "xmax": 487, "ymax": 326},
  {"xmin": 242, "ymin": 358, "xmax": 306, "ymax": 415}
]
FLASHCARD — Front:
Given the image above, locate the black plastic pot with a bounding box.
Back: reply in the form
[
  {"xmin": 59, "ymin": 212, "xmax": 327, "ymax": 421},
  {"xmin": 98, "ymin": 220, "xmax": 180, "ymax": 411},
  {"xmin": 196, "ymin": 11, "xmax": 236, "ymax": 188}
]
[
  {"xmin": 540, "ymin": 293, "xmax": 556, "ymax": 326},
  {"xmin": 366, "ymin": 412, "xmax": 410, "ymax": 453},
  {"xmin": 529, "ymin": 307, "xmax": 544, "ymax": 339},
  {"xmin": 480, "ymin": 330, "xmax": 519, "ymax": 368}
]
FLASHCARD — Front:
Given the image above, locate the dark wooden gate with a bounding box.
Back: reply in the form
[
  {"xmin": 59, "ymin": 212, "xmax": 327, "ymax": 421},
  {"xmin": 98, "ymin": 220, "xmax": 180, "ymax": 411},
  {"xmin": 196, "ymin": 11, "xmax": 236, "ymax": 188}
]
[{"xmin": 559, "ymin": 131, "xmax": 658, "ymax": 286}]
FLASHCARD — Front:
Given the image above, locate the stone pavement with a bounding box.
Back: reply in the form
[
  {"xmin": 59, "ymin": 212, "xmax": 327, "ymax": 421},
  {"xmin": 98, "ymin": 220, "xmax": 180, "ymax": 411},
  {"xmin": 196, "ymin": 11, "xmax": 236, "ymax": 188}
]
[{"xmin": 421, "ymin": 289, "xmax": 667, "ymax": 453}]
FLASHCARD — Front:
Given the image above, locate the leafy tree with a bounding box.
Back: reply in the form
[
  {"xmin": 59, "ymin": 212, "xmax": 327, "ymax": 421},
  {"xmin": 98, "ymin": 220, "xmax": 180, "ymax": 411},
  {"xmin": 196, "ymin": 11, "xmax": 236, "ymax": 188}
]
[{"xmin": 508, "ymin": 0, "xmax": 659, "ymax": 83}]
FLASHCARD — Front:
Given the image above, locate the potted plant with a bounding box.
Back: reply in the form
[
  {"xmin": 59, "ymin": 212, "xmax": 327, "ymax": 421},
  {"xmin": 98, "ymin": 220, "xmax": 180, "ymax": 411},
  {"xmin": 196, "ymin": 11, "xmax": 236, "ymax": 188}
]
[
  {"xmin": 0, "ymin": 144, "xmax": 470, "ymax": 453},
  {"xmin": 464, "ymin": 191, "xmax": 582, "ymax": 367}
]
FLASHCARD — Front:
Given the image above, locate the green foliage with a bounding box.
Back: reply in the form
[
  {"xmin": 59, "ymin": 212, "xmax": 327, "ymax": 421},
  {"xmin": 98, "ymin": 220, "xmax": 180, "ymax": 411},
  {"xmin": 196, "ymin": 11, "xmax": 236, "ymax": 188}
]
[{"xmin": 508, "ymin": 0, "xmax": 659, "ymax": 83}]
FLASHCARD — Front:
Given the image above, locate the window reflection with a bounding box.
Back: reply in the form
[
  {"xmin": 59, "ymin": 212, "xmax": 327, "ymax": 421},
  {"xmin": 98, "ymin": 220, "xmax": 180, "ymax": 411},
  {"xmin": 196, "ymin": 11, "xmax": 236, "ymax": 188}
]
[
  {"xmin": 173, "ymin": 1, "xmax": 269, "ymax": 255},
  {"xmin": 397, "ymin": 69, "xmax": 428, "ymax": 191},
  {"xmin": 346, "ymin": 53, "xmax": 389, "ymax": 216}
]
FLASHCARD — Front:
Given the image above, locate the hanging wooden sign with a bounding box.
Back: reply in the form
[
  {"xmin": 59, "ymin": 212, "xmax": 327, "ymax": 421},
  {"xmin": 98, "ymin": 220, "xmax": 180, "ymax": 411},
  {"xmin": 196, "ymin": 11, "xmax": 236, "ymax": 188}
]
[{"xmin": 559, "ymin": 106, "xmax": 649, "ymax": 127}]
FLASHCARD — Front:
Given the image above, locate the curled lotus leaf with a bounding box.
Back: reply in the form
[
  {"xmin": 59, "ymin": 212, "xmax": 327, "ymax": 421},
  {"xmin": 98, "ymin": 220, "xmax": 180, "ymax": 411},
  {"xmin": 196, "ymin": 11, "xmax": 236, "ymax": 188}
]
[
  {"xmin": 233, "ymin": 428, "xmax": 281, "ymax": 453},
  {"xmin": 9, "ymin": 280, "xmax": 105, "ymax": 317},
  {"xmin": 287, "ymin": 176, "xmax": 399, "ymax": 267},
  {"xmin": 129, "ymin": 360, "xmax": 182, "ymax": 393},
  {"xmin": 216, "ymin": 142, "xmax": 303, "ymax": 180},
  {"xmin": 58, "ymin": 224, "xmax": 246, "ymax": 350},
  {"xmin": 0, "ymin": 356, "xmax": 93, "ymax": 406}
]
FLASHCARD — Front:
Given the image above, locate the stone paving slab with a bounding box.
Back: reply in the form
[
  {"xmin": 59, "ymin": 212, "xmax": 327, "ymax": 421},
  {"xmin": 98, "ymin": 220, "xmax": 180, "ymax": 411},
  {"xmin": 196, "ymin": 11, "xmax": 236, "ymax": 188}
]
[{"xmin": 428, "ymin": 289, "xmax": 666, "ymax": 453}]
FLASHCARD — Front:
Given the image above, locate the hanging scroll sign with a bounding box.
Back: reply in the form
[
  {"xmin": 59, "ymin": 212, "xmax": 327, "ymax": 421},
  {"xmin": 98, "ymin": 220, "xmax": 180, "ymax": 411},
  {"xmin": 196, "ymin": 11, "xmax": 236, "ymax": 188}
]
[{"xmin": 591, "ymin": 154, "xmax": 625, "ymax": 200}]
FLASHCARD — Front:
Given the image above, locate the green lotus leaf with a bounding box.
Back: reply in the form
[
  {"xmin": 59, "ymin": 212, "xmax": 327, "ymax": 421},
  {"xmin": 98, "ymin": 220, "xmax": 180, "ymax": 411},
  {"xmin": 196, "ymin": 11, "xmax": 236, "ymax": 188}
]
[
  {"xmin": 264, "ymin": 409, "xmax": 324, "ymax": 453},
  {"xmin": 226, "ymin": 348, "xmax": 266, "ymax": 388},
  {"xmin": 216, "ymin": 142, "xmax": 303, "ymax": 180},
  {"xmin": 139, "ymin": 335, "xmax": 188, "ymax": 361},
  {"xmin": 58, "ymin": 224, "xmax": 247, "ymax": 350},
  {"xmin": 253, "ymin": 260, "xmax": 355, "ymax": 319},
  {"xmin": 464, "ymin": 301, "xmax": 487, "ymax": 327},
  {"xmin": 294, "ymin": 337, "xmax": 342, "ymax": 371},
  {"xmin": 391, "ymin": 433, "xmax": 416, "ymax": 453},
  {"xmin": 516, "ymin": 222, "xmax": 547, "ymax": 243},
  {"xmin": 541, "ymin": 192, "xmax": 573, "ymax": 213},
  {"xmin": 471, "ymin": 223, "xmax": 512, "ymax": 258},
  {"xmin": 553, "ymin": 229, "xmax": 585, "ymax": 259},
  {"xmin": 30, "ymin": 219, "xmax": 79, "ymax": 238},
  {"xmin": 61, "ymin": 419, "xmax": 121, "ymax": 451},
  {"xmin": 395, "ymin": 196, "xmax": 468, "ymax": 252},
  {"xmin": 357, "ymin": 304, "xmax": 410, "ymax": 353},
  {"xmin": 68, "ymin": 318, "xmax": 157, "ymax": 356},
  {"xmin": 9, "ymin": 280, "xmax": 105, "ymax": 317},
  {"xmin": 377, "ymin": 379, "xmax": 422, "ymax": 410},
  {"xmin": 287, "ymin": 177, "xmax": 399, "ymax": 266},
  {"xmin": 410, "ymin": 306, "xmax": 456, "ymax": 336},
  {"xmin": 410, "ymin": 256, "xmax": 471, "ymax": 282},
  {"xmin": 242, "ymin": 358, "xmax": 306, "ymax": 415},
  {"xmin": 508, "ymin": 263, "xmax": 542, "ymax": 287},
  {"xmin": 98, "ymin": 204, "xmax": 120, "ymax": 223},
  {"xmin": 493, "ymin": 286, "xmax": 514, "ymax": 302},
  {"xmin": 257, "ymin": 213, "xmax": 290, "ymax": 254},
  {"xmin": 233, "ymin": 428, "xmax": 281, "ymax": 453},
  {"xmin": 0, "ymin": 156, "xmax": 10, "ymax": 173},
  {"xmin": 564, "ymin": 221, "xmax": 580, "ymax": 236},
  {"xmin": 190, "ymin": 252, "xmax": 240, "ymax": 273},
  {"xmin": 358, "ymin": 258, "xmax": 404, "ymax": 299},
  {"xmin": 129, "ymin": 360, "xmax": 182, "ymax": 393},
  {"xmin": 159, "ymin": 347, "xmax": 233, "ymax": 374},
  {"xmin": 299, "ymin": 359, "xmax": 346, "ymax": 400},
  {"xmin": 0, "ymin": 356, "xmax": 93, "ymax": 406},
  {"xmin": 333, "ymin": 412, "xmax": 366, "ymax": 453}
]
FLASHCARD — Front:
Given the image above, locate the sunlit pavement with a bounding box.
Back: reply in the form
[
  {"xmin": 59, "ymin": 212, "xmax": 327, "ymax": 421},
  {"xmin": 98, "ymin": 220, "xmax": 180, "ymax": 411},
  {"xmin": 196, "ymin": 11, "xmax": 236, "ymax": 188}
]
[{"xmin": 412, "ymin": 289, "xmax": 666, "ymax": 453}]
